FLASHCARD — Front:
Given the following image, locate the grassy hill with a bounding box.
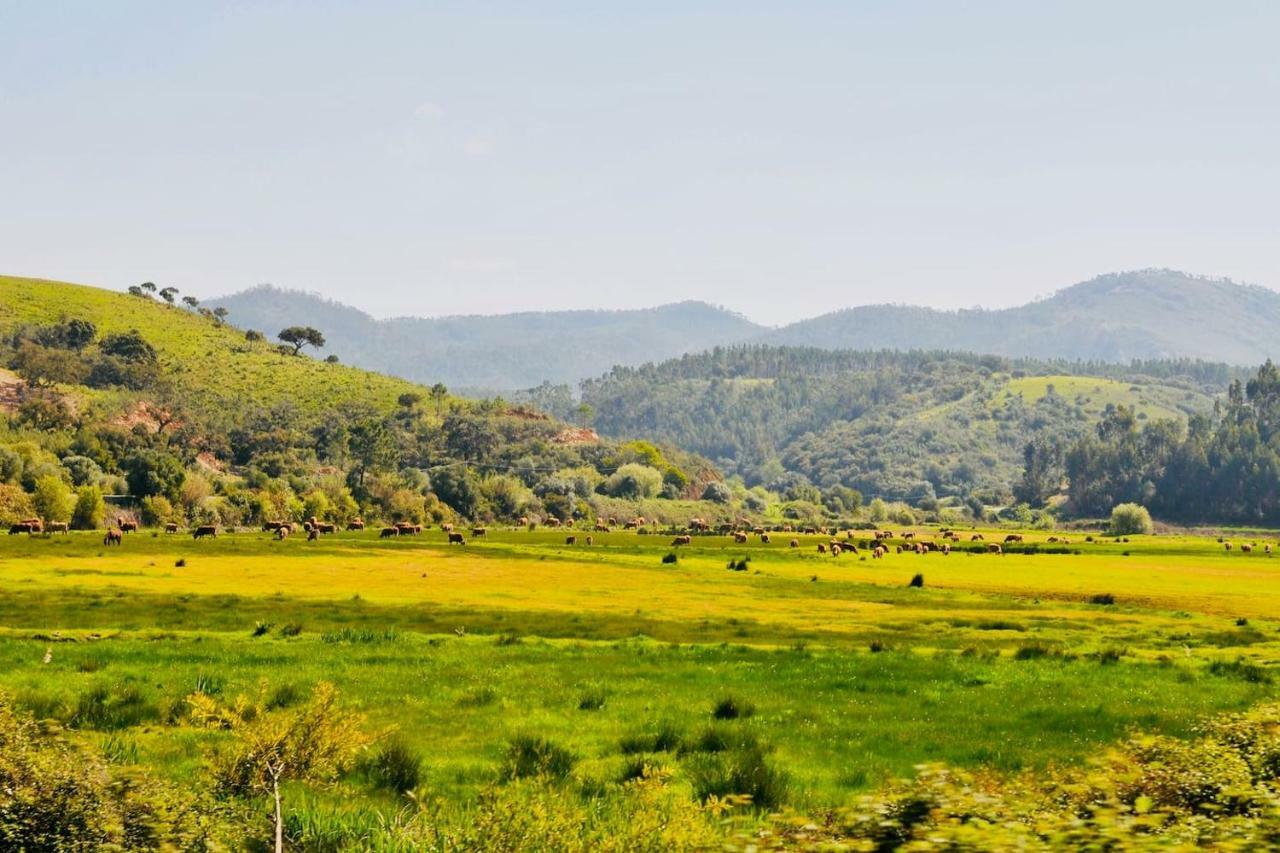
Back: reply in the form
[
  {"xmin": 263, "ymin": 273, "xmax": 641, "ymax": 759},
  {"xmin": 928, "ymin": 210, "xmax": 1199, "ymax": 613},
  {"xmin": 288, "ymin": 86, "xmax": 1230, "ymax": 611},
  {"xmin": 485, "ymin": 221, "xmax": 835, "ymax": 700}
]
[
  {"xmin": 0, "ymin": 275, "xmax": 436, "ymax": 417},
  {"xmin": 582, "ymin": 346, "xmax": 1229, "ymax": 503}
]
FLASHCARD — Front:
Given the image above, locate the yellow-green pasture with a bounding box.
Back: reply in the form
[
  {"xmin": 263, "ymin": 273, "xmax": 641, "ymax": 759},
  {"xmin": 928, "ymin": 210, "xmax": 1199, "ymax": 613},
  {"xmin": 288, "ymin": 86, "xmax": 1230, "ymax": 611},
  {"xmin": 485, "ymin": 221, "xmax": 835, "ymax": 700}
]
[{"xmin": 0, "ymin": 525, "xmax": 1276, "ymax": 825}]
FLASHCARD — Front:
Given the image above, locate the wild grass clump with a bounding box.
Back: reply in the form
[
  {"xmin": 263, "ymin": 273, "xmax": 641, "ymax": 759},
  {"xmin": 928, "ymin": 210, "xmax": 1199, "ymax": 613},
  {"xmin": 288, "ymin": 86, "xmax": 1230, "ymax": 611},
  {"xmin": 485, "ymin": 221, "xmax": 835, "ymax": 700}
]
[
  {"xmin": 727, "ymin": 557, "xmax": 749, "ymax": 572},
  {"xmin": 661, "ymin": 552, "xmax": 678, "ymax": 564},
  {"xmin": 251, "ymin": 620, "xmax": 273, "ymax": 637},
  {"xmin": 77, "ymin": 656, "xmax": 107, "ymax": 673},
  {"xmin": 362, "ymin": 735, "xmax": 422, "ymax": 793},
  {"xmin": 279, "ymin": 622, "xmax": 303, "ymax": 637},
  {"xmin": 1208, "ymin": 658, "xmax": 1271, "ymax": 684},
  {"xmin": 688, "ymin": 743, "xmax": 790, "ymax": 810},
  {"xmin": 711, "ymin": 695, "xmax": 755, "ymax": 720},
  {"xmin": 619, "ymin": 721, "xmax": 685, "ymax": 755},
  {"xmin": 495, "ymin": 632, "xmax": 523, "ymax": 646},
  {"xmin": 975, "ymin": 620, "xmax": 1025, "ymax": 632},
  {"xmin": 1089, "ymin": 593, "xmax": 1116, "ymax": 605},
  {"xmin": 576, "ymin": 685, "xmax": 607, "ymax": 711},
  {"xmin": 869, "ymin": 640, "xmax": 887, "ymax": 653},
  {"xmin": 266, "ymin": 682, "xmax": 302, "ymax": 710},
  {"xmin": 320, "ymin": 628, "xmax": 400, "ymax": 644},
  {"xmin": 70, "ymin": 683, "xmax": 160, "ymax": 731},
  {"xmin": 1013, "ymin": 644, "xmax": 1055, "ymax": 661},
  {"xmin": 501, "ymin": 735, "xmax": 576, "ymax": 781},
  {"xmin": 1096, "ymin": 647, "xmax": 1125, "ymax": 665},
  {"xmin": 193, "ymin": 672, "xmax": 224, "ymax": 696}
]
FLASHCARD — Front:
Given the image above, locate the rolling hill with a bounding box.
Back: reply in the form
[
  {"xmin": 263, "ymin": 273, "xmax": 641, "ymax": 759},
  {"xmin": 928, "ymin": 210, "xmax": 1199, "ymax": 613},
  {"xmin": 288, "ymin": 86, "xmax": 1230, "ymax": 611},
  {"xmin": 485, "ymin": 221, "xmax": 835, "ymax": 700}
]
[
  {"xmin": 580, "ymin": 346, "xmax": 1232, "ymax": 503},
  {"xmin": 207, "ymin": 270, "xmax": 1280, "ymax": 390},
  {"xmin": 206, "ymin": 286, "xmax": 764, "ymax": 391}
]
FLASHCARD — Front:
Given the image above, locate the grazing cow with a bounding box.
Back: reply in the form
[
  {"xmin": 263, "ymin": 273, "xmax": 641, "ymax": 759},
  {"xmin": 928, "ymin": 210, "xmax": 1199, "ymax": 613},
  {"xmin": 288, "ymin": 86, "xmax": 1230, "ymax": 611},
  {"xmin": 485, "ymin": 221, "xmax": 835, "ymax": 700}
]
[
  {"xmin": 594, "ymin": 522, "xmax": 610, "ymax": 533},
  {"xmin": 545, "ymin": 517, "xmax": 561, "ymax": 528},
  {"xmin": 733, "ymin": 532, "xmax": 748, "ymax": 543},
  {"xmin": 262, "ymin": 520, "xmax": 285, "ymax": 532},
  {"xmin": 448, "ymin": 532, "xmax": 466, "ymax": 545},
  {"xmin": 318, "ymin": 523, "xmax": 336, "ymax": 534},
  {"xmin": 472, "ymin": 527, "xmax": 487, "ymax": 537},
  {"xmin": 987, "ymin": 543, "xmax": 1003, "ymax": 554},
  {"xmin": 830, "ymin": 544, "xmax": 842, "ymax": 557},
  {"xmin": 192, "ymin": 525, "xmax": 217, "ymax": 539},
  {"xmin": 380, "ymin": 527, "xmax": 398, "ymax": 538},
  {"xmin": 1241, "ymin": 543, "xmax": 1253, "ymax": 553},
  {"xmin": 277, "ymin": 525, "xmax": 291, "ymax": 540},
  {"xmin": 8, "ymin": 523, "xmax": 31, "ymax": 535},
  {"xmin": 441, "ymin": 523, "xmax": 454, "ymax": 532},
  {"xmin": 902, "ymin": 532, "xmax": 914, "ymax": 540},
  {"xmin": 303, "ymin": 521, "xmax": 313, "ymax": 533},
  {"xmin": 165, "ymin": 522, "xmax": 179, "ymax": 534},
  {"xmin": 396, "ymin": 523, "xmax": 417, "ymax": 535},
  {"xmin": 1047, "ymin": 536, "xmax": 1059, "ymax": 543},
  {"xmin": 1267, "ymin": 544, "xmax": 1273, "ymax": 555},
  {"xmin": 624, "ymin": 520, "xmax": 638, "ymax": 530},
  {"xmin": 518, "ymin": 516, "xmax": 529, "ymax": 527},
  {"xmin": 688, "ymin": 518, "xmax": 709, "ymax": 532},
  {"xmin": 307, "ymin": 527, "xmax": 318, "ymax": 541},
  {"xmin": 586, "ymin": 535, "xmax": 593, "ymax": 546},
  {"xmin": 873, "ymin": 546, "xmax": 886, "ymax": 559},
  {"xmin": 120, "ymin": 521, "xmax": 138, "ymax": 533},
  {"xmin": 941, "ymin": 543, "xmax": 951, "ymax": 555},
  {"xmin": 347, "ymin": 519, "xmax": 365, "ymax": 531},
  {"xmin": 104, "ymin": 528, "xmax": 123, "ymax": 546},
  {"xmin": 790, "ymin": 538, "xmax": 799, "ymax": 548},
  {"xmin": 1004, "ymin": 534, "xmax": 1023, "ymax": 544},
  {"xmin": 782, "ymin": 524, "xmax": 794, "ymax": 533},
  {"xmin": 1224, "ymin": 542, "xmax": 1232, "ymax": 551},
  {"xmin": 760, "ymin": 533, "xmax": 770, "ymax": 544},
  {"xmin": 971, "ymin": 534, "xmax": 984, "ymax": 541},
  {"xmin": 817, "ymin": 543, "xmax": 826, "ymax": 554},
  {"xmin": 46, "ymin": 521, "xmax": 69, "ymax": 534},
  {"xmin": 672, "ymin": 535, "xmax": 692, "ymax": 546},
  {"xmin": 565, "ymin": 535, "xmax": 577, "ymax": 545}
]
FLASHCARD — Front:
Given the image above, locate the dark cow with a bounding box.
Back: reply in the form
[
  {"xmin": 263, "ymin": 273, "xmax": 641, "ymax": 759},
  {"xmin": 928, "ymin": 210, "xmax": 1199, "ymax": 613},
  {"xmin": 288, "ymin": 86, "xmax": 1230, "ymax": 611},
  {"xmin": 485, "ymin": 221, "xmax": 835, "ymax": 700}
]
[
  {"xmin": 1004, "ymin": 534, "xmax": 1024, "ymax": 544},
  {"xmin": 565, "ymin": 535, "xmax": 577, "ymax": 545},
  {"xmin": 671, "ymin": 535, "xmax": 692, "ymax": 546},
  {"xmin": 760, "ymin": 533, "xmax": 770, "ymax": 544},
  {"xmin": 318, "ymin": 523, "xmax": 336, "ymax": 534},
  {"xmin": 380, "ymin": 527, "xmax": 399, "ymax": 538},
  {"xmin": 585, "ymin": 535, "xmax": 593, "ymax": 546},
  {"xmin": 193, "ymin": 525, "xmax": 217, "ymax": 539},
  {"xmin": 120, "ymin": 520, "xmax": 138, "ymax": 533},
  {"xmin": 789, "ymin": 538, "xmax": 799, "ymax": 548},
  {"xmin": 347, "ymin": 519, "xmax": 365, "ymax": 531},
  {"xmin": 733, "ymin": 532, "xmax": 748, "ymax": 543},
  {"xmin": 448, "ymin": 532, "xmax": 466, "ymax": 545},
  {"xmin": 165, "ymin": 522, "xmax": 179, "ymax": 534},
  {"xmin": 104, "ymin": 528, "xmax": 123, "ymax": 546},
  {"xmin": 307, "ymin": 527, "xmax": 319, "ymax": 541},
  {"xmin": 971, "ymin": 533, "xmax": 984, "ymax": 541},
  {"xmin": 472, "ymin": 527, "xmax": 487, "ymax": 537},
  {"xmin": 45, "ymin": 521, "xmax": 69, "ymax": 534}
]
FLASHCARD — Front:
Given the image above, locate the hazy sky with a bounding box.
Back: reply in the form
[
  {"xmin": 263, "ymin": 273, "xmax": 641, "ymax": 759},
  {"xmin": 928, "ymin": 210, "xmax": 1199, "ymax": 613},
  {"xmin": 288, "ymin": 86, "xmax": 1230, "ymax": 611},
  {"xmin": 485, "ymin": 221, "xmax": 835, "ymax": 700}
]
[{"xmin": 3, "ymin": 2, "xmax": 1278, "ymax": 324}]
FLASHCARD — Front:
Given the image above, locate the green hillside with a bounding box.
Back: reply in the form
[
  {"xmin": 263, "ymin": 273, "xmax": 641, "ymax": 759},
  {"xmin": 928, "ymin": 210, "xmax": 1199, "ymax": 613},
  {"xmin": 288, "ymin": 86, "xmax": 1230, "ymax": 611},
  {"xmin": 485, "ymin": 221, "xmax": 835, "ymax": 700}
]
[{"xmin": 0, "ymin": 276, "xmax": 429, "ymax": 416}]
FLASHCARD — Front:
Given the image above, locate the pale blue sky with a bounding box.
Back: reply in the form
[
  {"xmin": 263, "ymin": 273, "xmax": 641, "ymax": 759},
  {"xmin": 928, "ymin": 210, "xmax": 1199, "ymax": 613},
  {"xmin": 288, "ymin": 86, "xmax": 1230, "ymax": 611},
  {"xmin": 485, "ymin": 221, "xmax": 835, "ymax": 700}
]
[{"xmin": 2, "ymin": 2, "xmax": 1278, "ymax": 323}]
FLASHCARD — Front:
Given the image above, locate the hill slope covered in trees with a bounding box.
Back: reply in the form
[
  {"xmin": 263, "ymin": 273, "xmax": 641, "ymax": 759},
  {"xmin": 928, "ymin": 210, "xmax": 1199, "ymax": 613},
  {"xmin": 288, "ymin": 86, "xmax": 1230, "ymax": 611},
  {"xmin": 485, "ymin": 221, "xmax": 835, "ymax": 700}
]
[
  {"xmin": 208, "ymin": 270, "xmax": 1280, "ymax": 390},
  {"xmin": 581, "ymin": 346, "xmax": 1233, "ymax": 505},
  {"xmin": 207, "ymin": 286, "xmax": 763, "ymax": 391}
]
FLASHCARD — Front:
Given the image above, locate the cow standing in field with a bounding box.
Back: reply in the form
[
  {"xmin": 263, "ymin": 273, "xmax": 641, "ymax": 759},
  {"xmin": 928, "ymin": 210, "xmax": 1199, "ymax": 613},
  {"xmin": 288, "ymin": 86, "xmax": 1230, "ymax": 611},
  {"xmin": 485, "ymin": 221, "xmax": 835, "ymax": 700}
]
[
  {"xmin": 192, "ymin": 525, "xmax": 217, "ymax": 539},
  {"xmin": 165, "ymin": 522, "xmax": 179, "ymax": 533},
  {"xmin": 277, "ymin": 525, "xmax": 291, "ymax": 540},
  {"xmin": 347, "ymin": 518, "xmax": 365, "ymax": 531},
  {"xmin": 472, "ymin": 527, "xmax": 487, "ymax": 537},
  {"xmin": 789, "ymin": 539, "xmax": 799, "ymax": 548},
  {"xmin": 988, "ymin": 543, "xmax": 1003, "ymax": 554},
  {"xmin": 307, "ymin": 527, "xmax": 318, "ymax": 541},
  {"xmin": 46, "ymin": 521, "xmax": 69, "ymax": 534},
  {"xmin": 585, "ymin": 535, "xmax": 593, "ymax": 546},
  {"xmin": 104, "ymin": 528, "xmax": 123, "ymax": 546},
  {"xmin": 565, "ymin": 535, "xmax": 577, "ymax": 545},
  {"xmin": 448, "ymin": 532, "xmax": 466, "ymax": 545},
  {"xmin": 733, "ymin": 532, "xmax": 748, "ymax": 543},
  {"xmin": 672, "ymin": 535, "xmax": 692, "ymax": 546},
  {"xmin": 1004, "ymin": 534, "xmax": 1023, "ymax": 544},
  {"xmin": 760, "ymin": 533, "xmax": 771, "ymax": 544},
  {"xmin": 971, "ymin": 534, "xmax": 984, "ymax": 541},
  {"xmin": 380, "ymin": 527, "xmax": 398, "ymax": 538}
]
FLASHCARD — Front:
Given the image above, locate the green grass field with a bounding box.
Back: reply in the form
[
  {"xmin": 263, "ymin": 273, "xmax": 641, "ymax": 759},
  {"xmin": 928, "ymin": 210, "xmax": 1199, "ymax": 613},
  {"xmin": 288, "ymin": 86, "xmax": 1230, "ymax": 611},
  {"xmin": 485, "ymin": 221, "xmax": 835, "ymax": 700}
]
[{"xmin": 1, "ymin": 524, "xmax": 1277, "ymax": 839}]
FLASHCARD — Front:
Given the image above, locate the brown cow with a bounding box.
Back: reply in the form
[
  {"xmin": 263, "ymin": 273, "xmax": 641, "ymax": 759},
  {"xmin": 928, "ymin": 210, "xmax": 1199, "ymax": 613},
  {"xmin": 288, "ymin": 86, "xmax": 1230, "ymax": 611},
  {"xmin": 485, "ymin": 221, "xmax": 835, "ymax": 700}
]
[
  {"xmin": 594, "ymin": 522, "xmax": 610, "ymax": 533},
  {"xmin": 441, "ymin": 523, "xmax": 454, "ymax": 532},
  {"xmin": 318, "ymin": 523, "xmax": 336, "ymax": 534},
  {"xmin": 565, "ymin": 535, "xmax": 577, "ymax": 545},
  {"xmin": 307, "ymin": 527, "xmax": 319, "ymax": 541},
  {"xmin": 1224, "ymin": 542, "xmax": 1232, "ymax": 551},
  {"xmin": 672, "ymin": 535, "xmax": 692, "ymax": 546},
  {"xmin": 380, "ymin": 527, "xmax": 399, "ymax": 538},
  {"xmin": 970, "ymin": 534, "xmax": 984, "ymax": 541},
  {"xmin": 165, "ymin": 522, "xmax": 179, "ymax": 534},
  {"xmin": 987, "ymin": 543, "xmax": 1003, "ymax": 554},
  {"xmin": 585, "ymin": 535, "xmax": 593, "ymax": 546},
  {"xmin": 760, "ymin": 533, "xmax": 770, "ymax": 544},
  {"xmin": 873, "ymin": 546, "xmax": 886, "ymax": 559},
  {"xmin": 545, "ymin": 517, "xmax": 562, "ymax": 528},
  {"xmin": 733, "ymin": 532, "xmax": 748, "ymax": 543},
  {"xmin": 46, "ymin": 521, "xmax": 69, "ymax": 534},
  {"xmin": 941, "ymin": 543, "xmax": 951, "ymax": 555},
  {"xmin": 817, "ymin": 543, "xmax": 826, "ymax": 554},
  {"xmin": 1004, "ymin": 534, "xmax": 1023, "ymax": 544},
  {"xmin": 104, "ymin": 528, "xmax": 123, "ymax": 546},
  {"xmin": 830, "ymin": 544, "xmax": 842, "ymax": 557},
  {"xmin": 396, "ymin": 523, "xmax": 418, "ymax": 535},
  {"xmin": 1241, "ymin": 543, "xmax": 1253, "ymax": 553},
  {"xmin": 472, "ymin": 527, "xmax": 487, "ymax": 537},
  {"xmin": 448, "ymin": 532, "xmax": 466, "ymax": 545},
  {"xmin": 789, "ymin": 538, "xmax": 799, "ymax": 548},
  {"xmin": 277, "ymin": 525, "xmax": 291, "ymax": 540},
  {"xmin": 347, "ymin": 519, "xmax": 365, "ymax": 531},
  {"xmin": 193, "ymin": 525, "xmax": 217, "ymax": 539}
]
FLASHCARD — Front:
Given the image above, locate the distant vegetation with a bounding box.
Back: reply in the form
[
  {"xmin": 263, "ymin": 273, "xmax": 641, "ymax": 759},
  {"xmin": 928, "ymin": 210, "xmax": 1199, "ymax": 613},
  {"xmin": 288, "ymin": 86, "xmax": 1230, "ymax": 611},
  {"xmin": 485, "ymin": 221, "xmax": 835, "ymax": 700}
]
[
  {"xmin": 210, "ymin": 270, "xmax": 1280, "ymax": 391},
  {"xmin": 581, "ymin": 345, "xmax": 1231, "ymax": 509}
]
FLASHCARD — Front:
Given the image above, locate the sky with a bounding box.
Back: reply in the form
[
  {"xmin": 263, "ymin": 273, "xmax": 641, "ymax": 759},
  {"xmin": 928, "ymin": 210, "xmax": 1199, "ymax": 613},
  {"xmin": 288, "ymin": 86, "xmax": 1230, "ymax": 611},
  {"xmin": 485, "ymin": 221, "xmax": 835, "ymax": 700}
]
[{"xmin": 2, "ymin": 1, "xmax": 1279, "ymax": 325}]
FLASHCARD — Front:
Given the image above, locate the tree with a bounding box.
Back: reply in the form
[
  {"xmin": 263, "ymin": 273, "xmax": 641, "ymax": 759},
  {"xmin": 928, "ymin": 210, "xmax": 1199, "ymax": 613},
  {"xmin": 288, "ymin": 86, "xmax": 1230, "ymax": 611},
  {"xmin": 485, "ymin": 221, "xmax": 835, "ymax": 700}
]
[
  {"xmin": 71, "ymin": 485, "xmax": 105, "ymax": 530},
  {"xmin": 189, "ymin": 682, "xmax": 373, "ymax": 853},
  {"xmin": 605, "ymin": 463, "xmax": 663, "ymax": 499},
  {"xmin": 32, "ymin": 475, "xmax": 73, "ymax": 523},
  {"xmin": 277, "ymin": 326, "xmax": 325, "ymax": 356},
  {"xmin": 1110, "ymin": 502, "xmax": 1153, "ymax": 536},
  {"xmin": 346, "ymin": 419, "xmax": 398, "ymax": 491},
  {"xmin": 159, "ymin": 286, "xmax": 179, "ymax": 304},
  {"xmin": 139, "ymin": 281, "xmax": 157, "ymax": 294},
  {"xmin": 99, "ymin": 330, "xmax": 157, "ymax": 364},
  {"xmin": 128, "ymin": 285, "xmax": 149, "ymax": 298},
  {"xmin": 35, "ymin": 318, "xmax": 96, "ymax": 351},
  {"xmin": 12, "ymin": 343, "xmax": 86, "ymax": 388},
  {"xmin": 212, "ymin": 307, "xmax": 229, "ymax": 325},
  {"xmin": 1014, "ymin": 438, "xmax": 1063, "ymax": 508},
  {"xmin": 182, "ymin": 295, "xmax": 199, "ymax": 309},
  {"xmin": 429, "ymin": 383, "xmax": 448, "ymax": 415},
  {"xmin": 431, "ymin": 465, "xmax": 480, "ymax": 518},
  {"xmin": 123, "ymin": 450, "xmax": 186, "ymax": 503},
  {"xmin": 701, "ymin": 481, "xmax": 732, "ymax": 503}
]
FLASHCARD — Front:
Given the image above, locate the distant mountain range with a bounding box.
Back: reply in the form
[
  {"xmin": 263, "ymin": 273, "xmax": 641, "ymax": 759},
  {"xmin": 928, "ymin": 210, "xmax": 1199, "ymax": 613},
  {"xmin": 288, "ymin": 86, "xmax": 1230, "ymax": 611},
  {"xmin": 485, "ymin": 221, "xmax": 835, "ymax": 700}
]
[{"xmin": 208, "ymin": 270, "xmax": 1280, "ymax": 389}]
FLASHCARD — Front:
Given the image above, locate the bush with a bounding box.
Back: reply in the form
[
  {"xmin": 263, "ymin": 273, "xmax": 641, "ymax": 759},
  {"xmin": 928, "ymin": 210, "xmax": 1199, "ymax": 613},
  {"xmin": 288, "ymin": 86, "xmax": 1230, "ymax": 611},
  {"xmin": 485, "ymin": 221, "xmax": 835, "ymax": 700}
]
[
  {"xmin": 1089, "ymin": 593, "xmax": 1116, "ymax": 605},
  {"xmin": 661, "ymin": 552, "xmax": 678, "ymax": 565},
  {"xmin": 70, "ymin": 683, "xmax": 159, "ymax": 731},
  {"xmin": 71, "ymin": 484, "xmax": 105, "ymax": 530},
  {"xmin": 701, "ymin": 482, "xmax": 732, "ymax": 503},
  {"xmin": 1109, "ymin": 502, "xmax": 1153, "ymax": 536},
  {"xmin": 604, "ymin": 464, "xmax": 663, "ymax": 500},
  {"xmin": 619, "ymin": 721, "xmax": 684, "ymax": 755},
  {"xmin": 908, "ymin": 573, "xmax": 924, "ymax": 588},
  {"xmin": 688, "ymin": 744, "xmax": 790, "ymax": 810},
  {"xmin": 576, "ymin": 686, "xmax": 607, "ymax": 711},
  {"xmin": 501, "ymin": 735, "xmax": 577, "ymax": 781}
]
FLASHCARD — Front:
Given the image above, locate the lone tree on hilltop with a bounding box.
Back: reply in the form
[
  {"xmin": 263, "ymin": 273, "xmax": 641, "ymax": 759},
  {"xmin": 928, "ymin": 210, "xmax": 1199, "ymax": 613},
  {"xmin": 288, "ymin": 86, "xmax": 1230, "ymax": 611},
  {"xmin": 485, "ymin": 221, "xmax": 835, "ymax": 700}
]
[
  {"xmin": 139, "ymin": 281, "xmax": 157, "ymax": 294},
  {"xmin": 278, "ymin": 326, "xmax": 325, "ymax": 356},
  {"xmin": 182, "ymin": 295, "xmax": 199, "ymax": 309},
  {"xmin": 159, "ymin": 286, "xmax": 179, "ymax": 304}
]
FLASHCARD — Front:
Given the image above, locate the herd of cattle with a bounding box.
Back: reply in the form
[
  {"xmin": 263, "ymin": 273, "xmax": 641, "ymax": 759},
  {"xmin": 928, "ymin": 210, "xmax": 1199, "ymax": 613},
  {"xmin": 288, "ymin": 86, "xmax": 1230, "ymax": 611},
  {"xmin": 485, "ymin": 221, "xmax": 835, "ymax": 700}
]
[{"xmin": 8, "ymin": 514, "xmax": 1278, "ymax": 557}]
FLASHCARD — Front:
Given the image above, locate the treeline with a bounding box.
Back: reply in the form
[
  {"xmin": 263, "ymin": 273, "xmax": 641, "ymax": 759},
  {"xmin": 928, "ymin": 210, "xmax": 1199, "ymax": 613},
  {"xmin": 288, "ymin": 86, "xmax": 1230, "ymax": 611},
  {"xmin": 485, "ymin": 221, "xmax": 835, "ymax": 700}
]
[
  {"xmin": 1051, "ymin": 361, "xmax": 1280, "ymax": 523},
  {"xmin": 0, "ymin": 319, "xmax": 717, "ymax": 530},
  {"xmin": 580, "ymin": 345, "xmax": 1228, "ymax": 503}
]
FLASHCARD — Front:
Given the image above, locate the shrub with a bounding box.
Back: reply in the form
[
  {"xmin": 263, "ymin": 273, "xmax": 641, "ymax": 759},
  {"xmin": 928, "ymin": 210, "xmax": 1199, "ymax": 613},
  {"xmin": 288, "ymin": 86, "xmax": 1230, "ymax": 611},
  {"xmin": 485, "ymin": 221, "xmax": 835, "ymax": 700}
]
[
  {"xmin": 70, "ymin": 683, "xmax": 159, "ymax": 731},
  {"xmin": 661, "ymin": 552, "xmax": 678, "ymax": 564},
  {"xmin": 501, "ymin": 735, "xmax": 576, "ymax": 781},
  {"xmin": 252, "ymin": 621, "xmax": 273, "ymax": 637},
  {"xmin": 1013, "ymin": 644, "xmax": 1054, "ymax": 661},
  {"xmin": 619, "ymin": 721, "xmax": 684, "ymax": 755},
  {"xmin": 576, "ymin": 686, "xmax": 607, "ymax": 711},
  {"xmin": 71, "ymin": 484, "xmax": 105, "ymax": 530},
  {"xmin": 494, "ymin": 632, "xmax": 523, "ymax": 646},
  {"xmin": 279, "ymin": 622, "xmax": 303, "ymax": 637},
  {"xmin": 1109, "ymin": 502, "xmax": 1153, "ymax": 536},
  {"xmin": 711, "ymin": 695, "xmax": 755, "ymax": 720},
  {"xmin": 688, "ymin": 744, "xmax": 790, "ymax": 810},
  {"xmin": 908, "ymin": 573, "xmax": 924, "ymax": 588}
]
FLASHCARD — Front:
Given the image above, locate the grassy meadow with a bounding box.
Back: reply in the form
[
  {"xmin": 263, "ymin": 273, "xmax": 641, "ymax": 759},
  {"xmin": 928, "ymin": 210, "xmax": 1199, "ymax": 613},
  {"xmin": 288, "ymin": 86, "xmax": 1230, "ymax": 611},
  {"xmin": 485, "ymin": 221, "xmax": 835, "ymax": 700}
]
[{"xmin": 2, "ymin": 523, "xmax": 1278, "ymax": 841}]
